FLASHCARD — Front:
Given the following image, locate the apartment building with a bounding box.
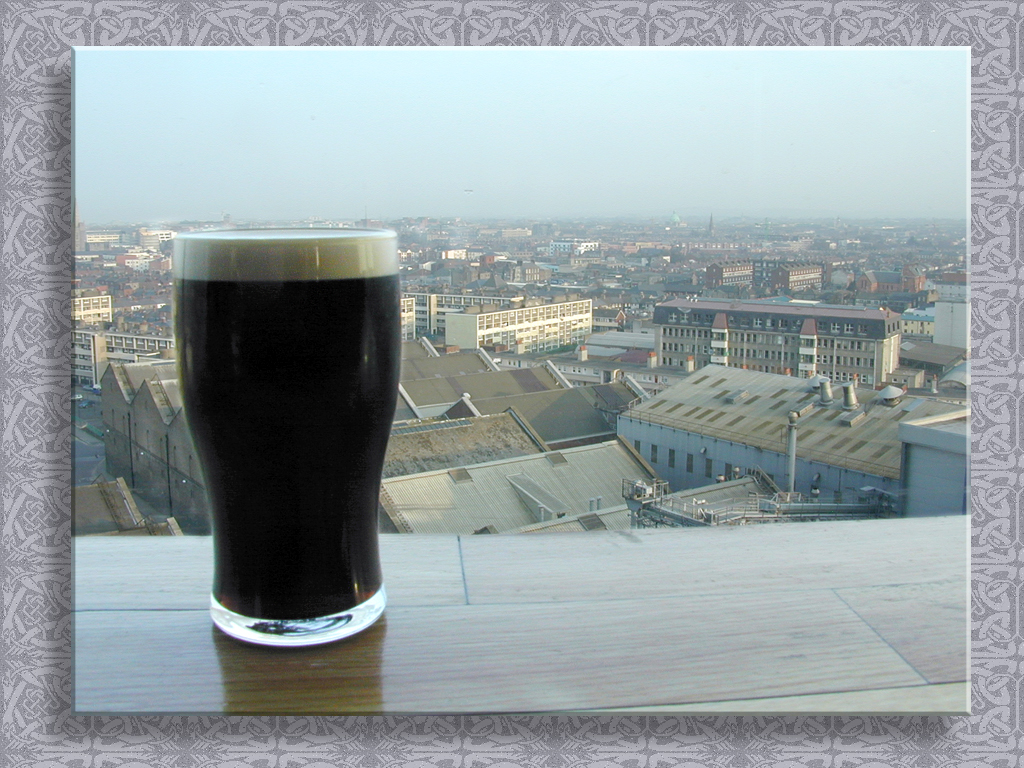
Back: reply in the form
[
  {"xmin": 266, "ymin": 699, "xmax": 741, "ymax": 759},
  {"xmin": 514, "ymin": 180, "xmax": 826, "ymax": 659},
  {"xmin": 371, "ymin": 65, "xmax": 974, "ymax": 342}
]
[
  {"xmin": 770, "ymin": 262, "xmax": 827, "ymax": 291},
  {"xmin": 704, "ymin": 259, "xmax": 826, "ymax": 291},
  {"xmin": 73, "ymin": 291, "xmax": 113, "ymax": 324},
  {"xmin": 403, "ymin": 292, "xmax": 522, "ymax": 337},
  {"xmin": 444, "ymin": 299, "xmax": 592, "ymax": 354},
  {"xmin": 705, "ymin": 261, "xmax": 754, "ymax": 288},
  {"xmin": 654, "ymin": 297, "xmax": 901, "ymax": 386}
]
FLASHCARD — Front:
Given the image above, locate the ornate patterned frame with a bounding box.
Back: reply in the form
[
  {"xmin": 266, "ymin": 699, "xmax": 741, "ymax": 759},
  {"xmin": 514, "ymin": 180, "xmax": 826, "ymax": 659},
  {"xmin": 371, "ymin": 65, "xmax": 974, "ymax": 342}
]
[{"xmin": 2, "ymin": 2, "xmax": 1013, "ymax": 766}]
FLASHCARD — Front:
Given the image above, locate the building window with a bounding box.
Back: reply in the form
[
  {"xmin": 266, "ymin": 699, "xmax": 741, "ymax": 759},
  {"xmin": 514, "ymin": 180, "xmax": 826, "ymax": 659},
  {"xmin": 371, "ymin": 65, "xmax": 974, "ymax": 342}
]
[
  {"xmin": 634, "ymin": 439, "xmax": 641, "ymax": 452},
  {"xmin": 724, "ymin": 462, "xmax": 732, "ymax": 478},
  {"xmin": 705, "ymin": 457, "xmax": 713, "ymax": 478},
  {"xmin": 668, "ymin": 449, "xmax": 675, "ymax": 468},
  {"xmin": 686, "ymin": 453, "xmax": 694, "ymax": 473}
]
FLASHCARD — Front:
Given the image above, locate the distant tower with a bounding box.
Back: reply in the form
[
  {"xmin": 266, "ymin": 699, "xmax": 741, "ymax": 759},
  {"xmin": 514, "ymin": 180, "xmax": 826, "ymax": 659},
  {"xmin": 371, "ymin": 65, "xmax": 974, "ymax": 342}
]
[
  {"xmin": 707, "ymin": 213, "xmax": 714, "ymax": 238},
  {"xmin": 73, "ymin": 199, "xmax": 85, "ymax": 253}
]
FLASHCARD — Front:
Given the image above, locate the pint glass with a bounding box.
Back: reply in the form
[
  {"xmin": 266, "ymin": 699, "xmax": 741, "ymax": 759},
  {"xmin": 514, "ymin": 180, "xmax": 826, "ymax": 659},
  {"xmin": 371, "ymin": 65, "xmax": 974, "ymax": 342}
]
[{"xmin": 173, "ymin": 229, "xmax": 400, "ymax": 647}]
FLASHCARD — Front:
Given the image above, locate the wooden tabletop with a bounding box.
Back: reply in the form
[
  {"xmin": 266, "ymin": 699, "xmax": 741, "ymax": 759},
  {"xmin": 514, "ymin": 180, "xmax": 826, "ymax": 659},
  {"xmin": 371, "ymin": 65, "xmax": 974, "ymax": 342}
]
[{"xmin": 74, "ymin": 516, "xmax": 969, "ymax": 715}]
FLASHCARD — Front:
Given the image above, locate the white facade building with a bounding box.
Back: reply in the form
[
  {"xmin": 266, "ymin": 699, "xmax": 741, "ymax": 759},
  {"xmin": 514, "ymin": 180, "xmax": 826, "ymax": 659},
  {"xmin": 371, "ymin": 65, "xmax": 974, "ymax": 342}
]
[
  {"xmin": 73, "ymin": 292, "xmax": 113, "ymax": 324},
  {"xmin": 933, "ymin": 299, "xmax": 969, "ymax": 349},
  {"xmin": 72, "ymin": 329, "xmax": 175, "ymax": 386},
  {"xmin": 548, "ymin": 240, "xmax": 600, "ymax": 259},
  {"xmin": 138, "ymin": 228, "xmax": 175, "ymax": 250},
  {"xmin": 403, "ymin": 292, "xmax": 522, "ymax": 337},
  {"xmin": 445, "ymin": 300, "xmax": 592, "ymax": 353}
]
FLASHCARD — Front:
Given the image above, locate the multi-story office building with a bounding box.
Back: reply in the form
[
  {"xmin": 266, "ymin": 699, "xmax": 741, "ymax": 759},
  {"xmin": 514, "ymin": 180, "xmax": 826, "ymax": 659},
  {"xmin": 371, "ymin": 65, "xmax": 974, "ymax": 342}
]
[
  {"xmin": 704, "ymin": 259, "xmax": 826, "ymax": 291},
  {"xmin": 770, "ymin": 262, "xmax": 827, "ymax": 292},
  {"xmin": 445, "ymin": 299, "xmax": 592, "ymax": 354},
  {"xmin": 72, "ymin": 329, "xmax": 175, "ymax": 386},
  {"xmin": 403, "ymin": 292, "xmax": 522, "ymax": 337},
  {"xmin": 548, "ymin": 240, "xmax": 599, "ymax": 259},
  {"xmin": 400, "ymin": 296, "xmax": 416, "ymax": 340},
  {"xmin": 138, "ymin": 228, "xmax": 175, "ymax": 250},
  {"xmin": 85, "ymin": 232, "xmax": 124, "ymax": 251},
  {"xmin": 654, "ymin": 297, "xmax": 901, "ymax": 386},
  {"xmin": 73, "ymin": 291, "xmax": 113, "ymax": 324},
  {"xmin": 901, "ymin": 306, "xmax": 936, "ymax": 339},
  {"xmin": 705, "ymin": 261, "xmax": 754, "ymax": 288}
]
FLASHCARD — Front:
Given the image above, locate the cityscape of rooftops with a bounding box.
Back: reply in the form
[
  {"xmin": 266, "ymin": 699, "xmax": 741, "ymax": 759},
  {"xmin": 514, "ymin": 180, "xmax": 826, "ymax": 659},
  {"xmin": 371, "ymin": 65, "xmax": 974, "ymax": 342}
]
[{"xmin": 72, "ymin": 46, "xmax": 969, "ymax": 537}]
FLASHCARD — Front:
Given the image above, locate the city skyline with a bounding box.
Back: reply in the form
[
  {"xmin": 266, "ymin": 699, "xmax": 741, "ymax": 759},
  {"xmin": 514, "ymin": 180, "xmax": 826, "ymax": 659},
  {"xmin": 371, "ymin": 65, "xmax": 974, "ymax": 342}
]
[{"xmin": 75, "ymin": 46, "xmax": 969, "ymax": 224}]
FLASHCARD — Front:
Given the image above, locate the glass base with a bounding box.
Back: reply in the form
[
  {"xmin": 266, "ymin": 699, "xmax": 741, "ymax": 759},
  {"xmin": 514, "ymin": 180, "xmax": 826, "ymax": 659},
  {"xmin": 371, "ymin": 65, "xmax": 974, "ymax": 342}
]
[{"xmin": 210, "ymin": 586, "xmax": 386, "ymax": 647}]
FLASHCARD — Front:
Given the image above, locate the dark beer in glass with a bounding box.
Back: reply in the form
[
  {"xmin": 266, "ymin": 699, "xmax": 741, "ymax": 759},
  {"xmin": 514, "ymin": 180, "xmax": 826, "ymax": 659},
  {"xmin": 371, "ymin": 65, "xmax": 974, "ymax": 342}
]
[{"xmin": 173, "ymin": 229, "xmax": 400, "ymax": 646}]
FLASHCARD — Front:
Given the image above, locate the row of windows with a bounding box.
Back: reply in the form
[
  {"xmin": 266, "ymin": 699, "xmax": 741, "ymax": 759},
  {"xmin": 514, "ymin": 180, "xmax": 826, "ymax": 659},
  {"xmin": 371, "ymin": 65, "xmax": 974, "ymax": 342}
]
[
  {"xmin": 815, "ymin": 355, "xmax": 872, "ymax": 368},
  {"xmin": 664, "ymin": 330, "xmax": 879, "ymax": 352},
  {"xmin": 477, "ymin": 303, "xmax": 590, "ymax": 330},
  {"xmin": 634, "ymin": 440, "xmax": 749, "ymax": 481},
  {"xmin": 665, "ymin": 315, "xmax": 884, "ymax": 336},
  {"xmin": 106, "ymin": 338, "xmax": 173, "ymax": 351}
]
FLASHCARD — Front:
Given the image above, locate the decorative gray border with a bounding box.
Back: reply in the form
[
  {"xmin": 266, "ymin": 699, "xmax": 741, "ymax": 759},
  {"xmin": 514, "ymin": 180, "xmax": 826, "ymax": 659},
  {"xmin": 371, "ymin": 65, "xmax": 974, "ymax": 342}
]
[{"xmin": 1, "ymin": 1, "xmax": 1011, "ymax": 765}]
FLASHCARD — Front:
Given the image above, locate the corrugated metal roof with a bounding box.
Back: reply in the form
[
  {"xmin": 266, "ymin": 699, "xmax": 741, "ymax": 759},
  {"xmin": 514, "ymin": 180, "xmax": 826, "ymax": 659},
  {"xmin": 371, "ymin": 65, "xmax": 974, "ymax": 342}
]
[
  {"xmin": 515, "ymin": 506, "xmax": 632, "ymax": 533},
  {"xmin": 401, "ymin": 341, "xmax": 433, "ymax": 360},
  {"xmin": 623, "ymin": 365, "xmax": 966, "ymax": 480},
  {"xmin": 401, "ymin": 367, "xmax": 562, "ymax": 408},
  {"xmin": 380, "ymin": 440, "xmax": 657, "ymax": 534},
  {"xmin": 401, "ymin": 352, "xmax": 491, "ymax": 382},
  {"xmin": 471, "ymin": 387, "xmax": 618, "ymax": 445}
]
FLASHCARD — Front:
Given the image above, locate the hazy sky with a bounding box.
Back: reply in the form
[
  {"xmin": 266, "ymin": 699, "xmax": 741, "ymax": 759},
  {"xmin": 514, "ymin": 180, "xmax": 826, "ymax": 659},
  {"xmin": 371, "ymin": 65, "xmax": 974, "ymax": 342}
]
[{"xmin": 75, "ymin": 46, "xmax": 969, "ymax": 224}]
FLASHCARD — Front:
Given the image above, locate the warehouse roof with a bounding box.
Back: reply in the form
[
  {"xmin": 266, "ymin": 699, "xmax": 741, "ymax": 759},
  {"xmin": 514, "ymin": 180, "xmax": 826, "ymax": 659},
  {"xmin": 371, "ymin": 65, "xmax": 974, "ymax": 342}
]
[
  {"xmin": 400, "ymin": 350, "xmax": 494, "ymax": 382},
  {"xmin": 383, "ymin": 413, "xmax": 542, "ymax": 478},
  {"xmin": 401, "ymin": 366, "xmax": 563, "ymax": 410},
  {"xmin": 467, "ymin": 383, "xmax": 635, "ymax": 448},
  {"xmin": 622, "ymin": 366, "xmax": 967, "ymax": 480},
  {"xmin": 899, "ymin": 340, "xmax": 968, "ymax": 368},
  {"xmin": 379, "ymin": 439, "xmax": 657, "ymax": 534}
]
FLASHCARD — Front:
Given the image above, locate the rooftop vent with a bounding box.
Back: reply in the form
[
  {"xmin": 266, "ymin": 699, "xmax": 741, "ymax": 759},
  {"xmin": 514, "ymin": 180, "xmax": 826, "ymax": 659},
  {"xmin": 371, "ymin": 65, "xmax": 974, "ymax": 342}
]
[
  {"xmin": 877, "ymin": 385, "xmax": 905, "ymax": 406},
  {"xmin": 840, "ymin": 409, "xmax": 867, "ymax": 428},
  {"xmin": 472, "ymin": 525, "xmax": 497, "ymax": 535},
  {"xmin": 842, "ymin": 383, "xmax": 859, "ymax": 410},
  {"xmin": 578, "ymin": 513, "xmax": 607, "ymax": 531},
  {"xmin": 818, "ymin": 380, "xmax": 834, "ymax": 405},
  {"xmin": 807, "ymin": 374, "xmax": 830, "ymax": 392},
  {"xmin": 725, "ymin": 389, "xmax": 749, "ymax": 404},
  {"xmin": 448, "ymin": 468, "xmax": 473, "ymax": 483}
]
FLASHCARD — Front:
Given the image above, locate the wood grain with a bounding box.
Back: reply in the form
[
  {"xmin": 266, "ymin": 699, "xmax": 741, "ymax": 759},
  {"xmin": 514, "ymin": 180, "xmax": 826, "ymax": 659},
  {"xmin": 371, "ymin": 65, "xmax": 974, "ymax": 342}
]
[
  {"xmin": 77, "ymin": 589, "xmax": 925, "ymax": 714},
  {"xmin": 73, "ymin": 517, "xmax": 969, "ymax": 714},
  {"xmin": 75, "ymin": 534, "xmax": 467, "ymax": 610},
  {"xmin": 459, "ymin": 517, "xmax": 968, "ymax": 604}
]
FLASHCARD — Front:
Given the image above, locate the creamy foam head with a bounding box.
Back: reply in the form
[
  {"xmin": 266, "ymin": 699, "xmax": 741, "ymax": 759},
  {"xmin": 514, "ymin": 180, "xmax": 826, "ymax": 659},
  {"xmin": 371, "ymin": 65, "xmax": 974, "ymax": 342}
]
[{"xmin": 173, "ymin": 229, "xmax": 398, "ymax": 281}]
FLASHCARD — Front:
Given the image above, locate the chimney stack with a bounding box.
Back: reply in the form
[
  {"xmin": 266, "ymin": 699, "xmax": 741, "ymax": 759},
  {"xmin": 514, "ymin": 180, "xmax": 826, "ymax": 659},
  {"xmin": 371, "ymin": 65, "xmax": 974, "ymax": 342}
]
[
  {"xmin": 818, "ymin": 379, "xmax": 834, "ymax": 405},
  {"xmin": 578, "ymin": 345, "xmax": 588, "ymax": 361},
  {"xmin": 786, "ymin": 411, "xmax": 799, "ymax": 494},
  {"xmin": 647, "ymin": 352, "xmax": 658, "ymax": 368}
]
